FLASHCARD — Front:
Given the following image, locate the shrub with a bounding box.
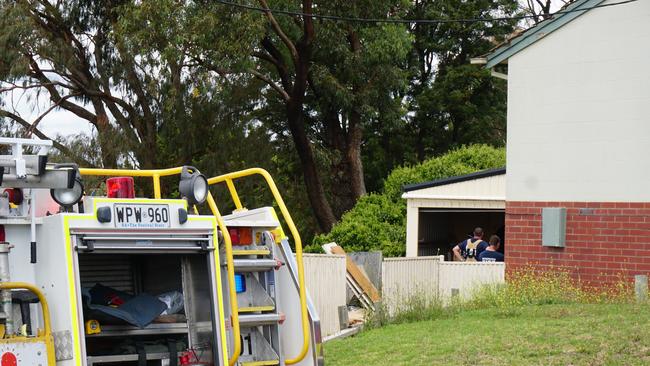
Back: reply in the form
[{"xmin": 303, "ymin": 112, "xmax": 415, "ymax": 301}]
[{"xmin": 308, "ymin": 145, "xmax": 506, "ymax": 255}]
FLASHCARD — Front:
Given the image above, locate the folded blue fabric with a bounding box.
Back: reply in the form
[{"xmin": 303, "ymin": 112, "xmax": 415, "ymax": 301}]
[{"xmin": 83, "ymin": 285, "xmax": 167, "ymax": 329}]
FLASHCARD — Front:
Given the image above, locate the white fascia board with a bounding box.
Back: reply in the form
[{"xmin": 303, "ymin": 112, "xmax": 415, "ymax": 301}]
[{"xmin": 401, "ymin": 193, "xmax": 506, "ymax": 201}]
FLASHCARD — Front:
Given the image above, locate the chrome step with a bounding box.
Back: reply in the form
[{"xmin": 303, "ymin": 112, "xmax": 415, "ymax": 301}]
[
  {"xmin": 239, "ymin": 313, "xmax": 284, "ymax": 327},
  {"xmin": 232, "ymin": 259, "xmax": 280, "ymax": 272}
]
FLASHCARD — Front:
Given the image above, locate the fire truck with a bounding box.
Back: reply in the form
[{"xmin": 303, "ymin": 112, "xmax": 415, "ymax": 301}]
[{"xmin": 0, "ymin": 137, "xmax": 323, "ymax": 366}]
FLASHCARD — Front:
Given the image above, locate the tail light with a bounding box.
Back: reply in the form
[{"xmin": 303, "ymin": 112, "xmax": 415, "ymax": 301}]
[
  {"xmin": 106, "ymin": 177, "xmax": 135, "ymax": 198},
  {"xmin": 228, "ymin": 227, "xmax": 252, "ymax": 246},
  {"xmin": 0, "ymin": 225, "xmax": 5, "ymax": 242}
]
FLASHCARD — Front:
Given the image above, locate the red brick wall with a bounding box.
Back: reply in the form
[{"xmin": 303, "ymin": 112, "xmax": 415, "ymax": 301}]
[{"xmin": 505, "ymin": 201, "xmax": 650, "ymax": 284}]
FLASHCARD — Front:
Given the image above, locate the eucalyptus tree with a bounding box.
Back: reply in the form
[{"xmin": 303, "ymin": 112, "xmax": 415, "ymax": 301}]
[{"xmin": 0, "ymin": 0, "xmax": 258, "ymax": 168}]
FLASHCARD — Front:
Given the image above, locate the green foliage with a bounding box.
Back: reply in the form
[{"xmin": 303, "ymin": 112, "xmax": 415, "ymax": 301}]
[
  {"xmin": 311, "ymin": 193, "xmax": 406, "ymax": 256},
  {"xmin": 310, "ymin": 145, "xmax": 505, "ymax": 255}
]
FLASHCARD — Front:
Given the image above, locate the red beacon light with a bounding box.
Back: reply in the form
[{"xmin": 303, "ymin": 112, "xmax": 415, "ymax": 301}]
[{"xmin": 106, "ymin": 177, "xmax": 135, "ymax": 199}]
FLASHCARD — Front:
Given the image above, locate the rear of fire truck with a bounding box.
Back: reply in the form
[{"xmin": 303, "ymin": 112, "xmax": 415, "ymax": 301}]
[{"xmin": 0, "ymin": 137, "xmax": 323, "ymax": 366}]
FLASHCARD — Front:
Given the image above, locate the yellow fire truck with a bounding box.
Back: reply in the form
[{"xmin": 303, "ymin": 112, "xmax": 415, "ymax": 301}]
[{"xmin": 0, "ymin": 137, "xmax": 323, "ymax": 366}]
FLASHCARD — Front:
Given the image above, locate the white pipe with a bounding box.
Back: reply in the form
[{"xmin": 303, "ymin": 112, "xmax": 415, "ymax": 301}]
[
  {"xmin": 0, "ymin": 243, "xmax": 13, "ymax": 337},
  {"xmin": 30, "ymin": 189, "xmax": 36, "ymax": 263}
]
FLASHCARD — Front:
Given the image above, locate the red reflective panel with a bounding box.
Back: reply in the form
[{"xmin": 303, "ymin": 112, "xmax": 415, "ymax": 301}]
[
  {"xmin": 228, "ymin": 227, "xmax": 253, "ymax": 246},
  {"xmin": 228, "ymin": 228, "xmax": 240, "ymax": 245},
  {"xmin": 106, "ymin": 177, "xmax": 135, "ymax": 199}
]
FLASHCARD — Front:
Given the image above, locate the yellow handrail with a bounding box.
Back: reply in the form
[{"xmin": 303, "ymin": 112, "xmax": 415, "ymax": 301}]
[
  {"xmin": 77, "ymin": 166, "xmax": 243, "ymax": 365},
  {"xmin": 0, "ymin": 282, "xmax": 56, "ymax": 365},
  {"xmin": 207, "ymin": 168, "xmax": 311, "ymax": 365}
]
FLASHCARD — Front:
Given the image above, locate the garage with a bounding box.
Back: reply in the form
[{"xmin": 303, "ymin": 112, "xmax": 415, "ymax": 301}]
[{"xmin": 402, "ymin": 168, "xmax": 506, "ymax": 259}]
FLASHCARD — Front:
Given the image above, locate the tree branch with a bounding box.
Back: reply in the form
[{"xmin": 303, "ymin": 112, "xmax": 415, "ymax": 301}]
[
  {"xmin": 261, "ymin": 37, "xmax": 292, "ymax": 92},
  {"xmin": 27, "ymin": 56, "xmax": 98, "ymax": 124},
  {"xmin": 258, "ymin": 0, "xmax": 299, "ymax": 66},
  {"xmin": 250, "ymin": 69, "xmax": 290, "ymax": 101},
  {"xmin": 26, "ymin": 92, "xmax": 82, "ymax": 135},
  {"xmin": 0, "ymin": 109, "xmax": 93, "ymax": 166}
]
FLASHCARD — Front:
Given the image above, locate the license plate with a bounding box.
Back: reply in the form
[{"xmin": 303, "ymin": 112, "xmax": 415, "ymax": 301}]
[{"xmin": 114, "ymin": 204, "xmax": 170, "ymax": 228}]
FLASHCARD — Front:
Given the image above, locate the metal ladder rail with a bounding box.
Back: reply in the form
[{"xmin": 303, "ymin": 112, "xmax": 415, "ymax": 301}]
[
  {"xmin": 206, "ymin": 168, "xmax": 311, "ymax": 365},
  {"xmin": 234, "ymin": 232, "xmax": 284, "ymax": 366}
]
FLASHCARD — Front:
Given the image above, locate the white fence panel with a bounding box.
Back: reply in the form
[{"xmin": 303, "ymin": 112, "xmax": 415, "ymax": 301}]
[
  {"xmin": 302, "ymin": 253, "xmax": 346, "ymax": 337},
  {"xmin": 381, "ymin": 256, "xmax": 442, "ymax": 315},
  {"xmin": 438, "ymin": 262, "xmax": 505, "ymax": 301}
]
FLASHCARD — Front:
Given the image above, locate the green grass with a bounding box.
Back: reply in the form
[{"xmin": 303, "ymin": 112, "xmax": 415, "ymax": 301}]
[{"xmin": 325, "ymin": 303, "xmax": 650, "ymax": 365}]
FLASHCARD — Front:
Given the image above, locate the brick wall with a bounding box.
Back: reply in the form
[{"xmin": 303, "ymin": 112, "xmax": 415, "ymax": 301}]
[{"xmin": 505, "ymin": 201, "xmax": 650, "ymax": 285}]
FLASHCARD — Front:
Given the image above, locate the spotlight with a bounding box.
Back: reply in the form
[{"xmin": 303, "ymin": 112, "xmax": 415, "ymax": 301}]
[
  {"xmin": 179, "ymin": 166, "xmax": 208, "ymax": 205},
  {"xmin": 51, "ymin": 177, "xmax": 83, "ymax": 208}
]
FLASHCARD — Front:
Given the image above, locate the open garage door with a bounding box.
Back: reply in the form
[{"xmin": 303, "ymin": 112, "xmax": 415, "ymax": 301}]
[{"xmin": 417, "ymin": 208, "xmax": 505, "ymax": 259}]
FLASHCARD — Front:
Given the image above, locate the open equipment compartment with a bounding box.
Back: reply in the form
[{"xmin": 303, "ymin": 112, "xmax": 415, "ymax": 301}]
[{"xmin": 72, "ymin": 230, "xmax": 223, "ymax": 366}]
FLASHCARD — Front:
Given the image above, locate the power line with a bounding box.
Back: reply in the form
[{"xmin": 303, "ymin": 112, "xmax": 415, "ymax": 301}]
[{"xmin": 213, "ymin": 0, "xmax": 639, "ymax": 25}]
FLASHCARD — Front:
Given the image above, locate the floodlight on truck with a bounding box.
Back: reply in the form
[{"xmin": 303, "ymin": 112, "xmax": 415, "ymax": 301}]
[
  {"xmin": 50, "ymin": 177, "xmax": 83, "ymax": 208},
  {"xmin": 178, "ymin": 166, "xmax": 208, "ymax": 205}
]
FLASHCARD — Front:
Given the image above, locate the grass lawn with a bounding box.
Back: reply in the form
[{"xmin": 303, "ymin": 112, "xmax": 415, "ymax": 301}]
[{"xmin": 324, "ymin": 303, "xmax": 650, "ymax": 365}]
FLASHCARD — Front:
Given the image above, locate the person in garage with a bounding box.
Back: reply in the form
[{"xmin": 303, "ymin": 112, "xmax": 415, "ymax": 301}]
[
  {"xmin": 478, "ymin": 235, "xmax": 504, "ymax": 262},
  {"xmin": 452, "ymin": 227, "xmax": 488, "ymax": 262}
]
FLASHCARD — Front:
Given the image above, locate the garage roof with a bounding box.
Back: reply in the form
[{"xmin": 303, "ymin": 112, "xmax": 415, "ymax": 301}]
[
  {"xmin": 401, "ymin": 167, "xmax": 506, "ymax": 203},
  {"xmin": 403, "ymin": 167, "xmax": 506, "ymax": 193}
]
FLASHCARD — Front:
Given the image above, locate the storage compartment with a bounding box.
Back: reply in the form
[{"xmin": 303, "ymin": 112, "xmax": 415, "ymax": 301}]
[{"xmin": 77, "ymin": 252, "xmax": 220, "ymax": 365}]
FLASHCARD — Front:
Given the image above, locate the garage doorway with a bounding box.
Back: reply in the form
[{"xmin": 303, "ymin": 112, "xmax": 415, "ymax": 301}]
[{"xmin": 417, "ymin": 208, "xmax": 505, "ymax": 260}]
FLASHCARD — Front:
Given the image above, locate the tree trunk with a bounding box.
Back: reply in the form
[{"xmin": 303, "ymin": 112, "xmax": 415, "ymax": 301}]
[
  {"xmin": 91, "ymin": 101, "xmax": 118, "ymax": 168},
  {"xmin": 345, "ymin": 111, "xmax": 366, "ymax": 198},
  {"xmin": 286, "ymin": 101, "xmax": 337, "ymax": 232}
]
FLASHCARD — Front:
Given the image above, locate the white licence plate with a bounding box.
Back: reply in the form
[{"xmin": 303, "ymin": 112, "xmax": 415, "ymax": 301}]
[{"xmin": 114, "ymin": 204, "xmax": 171, "ymax": 228}]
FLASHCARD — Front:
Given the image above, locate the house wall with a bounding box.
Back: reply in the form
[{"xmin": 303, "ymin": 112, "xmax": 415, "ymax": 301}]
[
  {"xmin": 507, "ymin": 0, "xmax": 650, "ymax": 202},
  {"xmin": 505, "ymin": 0, "xmax": 650, "ymax": 284},
  {"xmin": 506, "ymin": 201, "xmax": 650, "ymax": 284}
]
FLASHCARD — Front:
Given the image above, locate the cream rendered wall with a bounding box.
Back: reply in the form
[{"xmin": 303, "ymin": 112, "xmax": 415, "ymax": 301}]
[{"xmin": 506, "ymin": 0, "xmax": 650, "ymax": 202}]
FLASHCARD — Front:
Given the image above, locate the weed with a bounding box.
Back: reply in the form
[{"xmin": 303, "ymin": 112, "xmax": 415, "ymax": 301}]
[{"xmin": 366, "ymin": 266, "xmax": 635, "ymax": 329}]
